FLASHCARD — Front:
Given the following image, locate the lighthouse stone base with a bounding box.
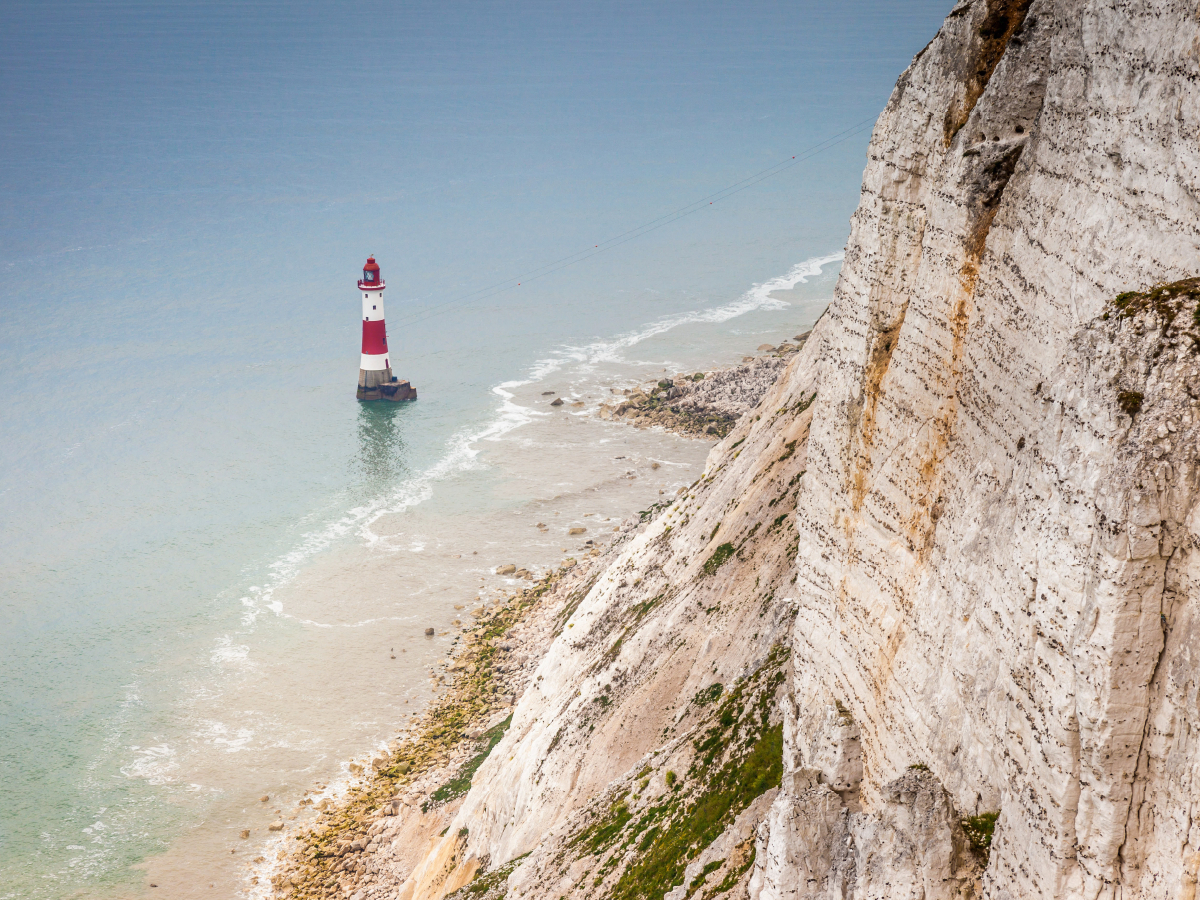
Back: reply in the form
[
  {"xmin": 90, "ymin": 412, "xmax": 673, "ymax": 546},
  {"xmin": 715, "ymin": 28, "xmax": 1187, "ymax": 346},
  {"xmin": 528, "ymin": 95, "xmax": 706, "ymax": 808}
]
[{"xmin": 357, "ymin": 368, "xmax": 417, "ymax": 402}]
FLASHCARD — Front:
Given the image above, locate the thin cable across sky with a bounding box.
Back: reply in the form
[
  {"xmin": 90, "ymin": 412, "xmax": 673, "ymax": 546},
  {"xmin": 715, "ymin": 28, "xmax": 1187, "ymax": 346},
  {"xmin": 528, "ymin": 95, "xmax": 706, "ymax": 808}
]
[{"xmin": 387, "ymin": 115, "xmax": 878, "ymax": 329}]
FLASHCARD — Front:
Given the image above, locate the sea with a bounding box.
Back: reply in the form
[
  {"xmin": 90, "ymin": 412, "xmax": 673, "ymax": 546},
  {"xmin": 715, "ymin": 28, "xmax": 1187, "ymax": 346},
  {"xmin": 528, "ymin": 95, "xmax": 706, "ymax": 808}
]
[{"xmin": 0, "ymin": 2, "xmax": 951, "ymax": 896}]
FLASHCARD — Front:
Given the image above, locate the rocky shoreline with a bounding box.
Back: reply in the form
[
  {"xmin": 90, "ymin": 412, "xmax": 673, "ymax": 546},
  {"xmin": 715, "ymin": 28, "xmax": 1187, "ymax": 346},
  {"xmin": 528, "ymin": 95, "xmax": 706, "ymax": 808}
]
[
  {"xmin": 261, "ymin": 502, "xmax": 696, "ymax": 899},
  {"xmin": 596, "ymin": 329, "xmax": 813, "ymax": 438}
]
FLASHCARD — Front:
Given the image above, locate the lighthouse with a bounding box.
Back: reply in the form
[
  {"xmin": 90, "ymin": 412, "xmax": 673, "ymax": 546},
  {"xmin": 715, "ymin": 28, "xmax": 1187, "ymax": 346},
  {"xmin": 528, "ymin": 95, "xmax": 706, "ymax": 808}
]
[{"xmin": 356, "ymin": 256, "xmax": 416, "ymax": 402}]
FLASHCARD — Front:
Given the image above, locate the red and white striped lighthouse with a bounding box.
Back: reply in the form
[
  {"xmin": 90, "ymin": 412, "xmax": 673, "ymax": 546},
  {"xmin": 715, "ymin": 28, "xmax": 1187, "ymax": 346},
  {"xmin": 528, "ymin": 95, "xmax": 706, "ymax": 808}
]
[{"xmin": 356, "ymin": 256, "xmax": 416, "ymax": 401}]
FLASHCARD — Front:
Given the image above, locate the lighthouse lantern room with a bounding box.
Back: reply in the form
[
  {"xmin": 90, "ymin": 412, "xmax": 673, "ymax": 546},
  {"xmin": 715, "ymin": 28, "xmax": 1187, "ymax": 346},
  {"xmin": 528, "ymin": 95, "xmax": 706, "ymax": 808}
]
[{"xmin": 356, "ymin": 256, "xmax": 417, "ymax": 401}]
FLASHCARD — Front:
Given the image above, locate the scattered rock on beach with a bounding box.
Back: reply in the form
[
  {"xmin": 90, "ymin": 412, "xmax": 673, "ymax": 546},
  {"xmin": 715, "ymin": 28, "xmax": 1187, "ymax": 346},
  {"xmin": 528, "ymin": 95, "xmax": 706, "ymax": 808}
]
[
  {"xmin": 597, "ymin": 350, "xmax": 797, "ymax": 439},
  {"xmin": 424, "ymin": 627, "xmax": 435, "ymax": 636},
  {"xmin": 240, "ymin": 829, "xmax": 250, "ymax": 839},
  {"xmin": 550, "ymin": 398, "xmax": 564, "ymax": 406},
  {"xmin": 757, "ymin": 343, "xmax": 775, "ymax": 351},
  {"xmin": 268, "ymin": 821, "xmax": 284, "ymax": 832},
  {"xmin": 260, "ymin": 795, "xmax": 269, "ymax": 802},
  {"xmin": 569, "ymin": 527, "xmax": 586, "ymax": 535},
  {"xmin": 495, "ymin": 564, "xmax": 516, "ymax": 575}
]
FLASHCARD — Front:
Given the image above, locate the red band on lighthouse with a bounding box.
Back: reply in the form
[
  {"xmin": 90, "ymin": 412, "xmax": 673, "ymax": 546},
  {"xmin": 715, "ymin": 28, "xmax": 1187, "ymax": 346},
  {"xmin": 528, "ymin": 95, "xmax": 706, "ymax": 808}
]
[{"xmin": 361, "ymin": 319, "xmax": 388, "ymax": 355}]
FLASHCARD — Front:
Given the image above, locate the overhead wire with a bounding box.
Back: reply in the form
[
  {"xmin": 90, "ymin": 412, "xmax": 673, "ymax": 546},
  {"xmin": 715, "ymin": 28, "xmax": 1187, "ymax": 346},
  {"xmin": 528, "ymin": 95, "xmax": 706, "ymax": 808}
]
[{"xmin": 387, "ymin": 114, "xmax": 878, "ymax": 329}]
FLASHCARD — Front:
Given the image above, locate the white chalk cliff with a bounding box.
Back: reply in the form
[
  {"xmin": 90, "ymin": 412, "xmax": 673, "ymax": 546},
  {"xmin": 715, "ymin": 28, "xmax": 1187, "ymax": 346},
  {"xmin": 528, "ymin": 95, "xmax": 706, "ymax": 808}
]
[{"xmin": 340, "ymin": 1, "xmax": 1200, "ymax": 898}]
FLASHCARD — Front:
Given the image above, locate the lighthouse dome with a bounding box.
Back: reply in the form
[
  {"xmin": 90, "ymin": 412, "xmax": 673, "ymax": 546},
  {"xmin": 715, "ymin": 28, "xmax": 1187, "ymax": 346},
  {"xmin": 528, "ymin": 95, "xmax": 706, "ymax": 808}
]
[{"xmin": 359, "ymin": 256, "xmax": 384, "ymax": 289}]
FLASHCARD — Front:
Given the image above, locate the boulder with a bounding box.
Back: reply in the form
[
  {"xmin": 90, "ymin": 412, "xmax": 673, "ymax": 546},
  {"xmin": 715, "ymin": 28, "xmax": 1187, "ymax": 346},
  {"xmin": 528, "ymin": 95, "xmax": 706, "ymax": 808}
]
[
  {"xmin": 495, "ymin": 564, "xmax": 517, "ymax": 575},
  {"xmin": 550, "ymin": 398, "xmax": 564, "ymax": 406}
]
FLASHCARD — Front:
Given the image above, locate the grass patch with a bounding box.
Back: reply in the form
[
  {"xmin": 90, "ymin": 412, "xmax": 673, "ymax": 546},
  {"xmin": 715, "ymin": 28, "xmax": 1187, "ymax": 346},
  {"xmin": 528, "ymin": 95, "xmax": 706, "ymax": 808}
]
[
  {"xmin": 555, "ymin": 574, "xmax": 600, "ymax": 632},
  {"xmin": 602, "ymin": 645, "xmax": 788, "ymax": 900},
  {"xmin": 608, "ymin": 722, "xmax": 782, "ymax": 900},
  {"xmin": 629, "ymin": 594, "xmax": 662, "ymax": 625},
  {"xmin": 962, "ymin": 811, "xmax": 999, "ymax": 861},
  {"xmin": 570, "ymin": 797, "xmax": 634, "ymax": 856},
  {"xmin": 448, "ymin": 852, "xmax": 531, "ymax": 900},
  {"xmin": 736, "ymin": 522, "xmax": 760, "ymax": 552},
  {"xmin": 702, "ymin": 543, "xmax": 735, "ymax": 576},
  {"xmin": 707, "ymin": 846, "xmax": 755, "ymax": 896},
  {"xmin": 601, "ymin": 634, "xmax": 625, "ymax": 669},
  {"xmin": 639, "ymin": 500, "xmax": 668, "ymax": 523},
  {"xmin": 794, "ymin": 391, "xmax": 816, "ymax": 414},
  {"xmin": 692, "ymin": 683, "xmax": 723, "ymax": 706},
  {"xmin": 425, "ymin": 716, "xmax": 512, "ymax": 809},
  {"xmin": 551, "ymin": 647, "xmax": 788, "ymax": 900},
  {"xmin": 687, "ymin": 859, "xmax": 725, "ymax": 895},
  {"xmin": 1111, "ymin": 277, "xmax": 1200, "ymax": 323}
]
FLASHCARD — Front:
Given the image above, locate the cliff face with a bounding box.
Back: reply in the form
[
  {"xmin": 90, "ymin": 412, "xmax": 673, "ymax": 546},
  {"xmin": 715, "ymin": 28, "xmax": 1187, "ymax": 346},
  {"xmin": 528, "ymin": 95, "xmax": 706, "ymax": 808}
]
[
  {"xmin": 317, "ymin": 2, "xmax": 1200, "ymax": 898},
  {"xmin": 781, "ymin": 0, "xmax": 1200, "ymax": 896}
]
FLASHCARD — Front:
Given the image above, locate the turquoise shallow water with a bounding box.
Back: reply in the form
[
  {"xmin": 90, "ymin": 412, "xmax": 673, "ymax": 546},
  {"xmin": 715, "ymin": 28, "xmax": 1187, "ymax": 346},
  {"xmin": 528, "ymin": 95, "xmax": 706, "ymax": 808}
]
[{"xmin": 0, "ymin": 2, "xmax": 951, "ymax": 896}]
